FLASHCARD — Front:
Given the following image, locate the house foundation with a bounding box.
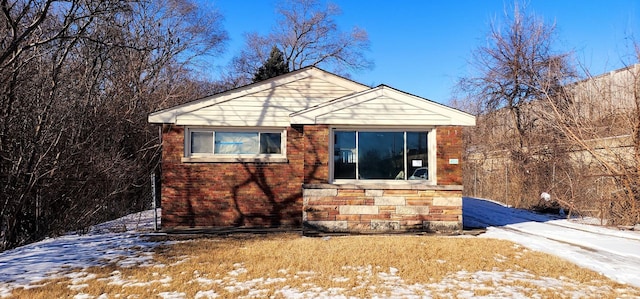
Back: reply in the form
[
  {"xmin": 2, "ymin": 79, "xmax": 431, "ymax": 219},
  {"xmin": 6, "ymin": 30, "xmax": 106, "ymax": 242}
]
[{"xmin": 303, "ymin": 184, "xmax": 463, "ymax": 233}]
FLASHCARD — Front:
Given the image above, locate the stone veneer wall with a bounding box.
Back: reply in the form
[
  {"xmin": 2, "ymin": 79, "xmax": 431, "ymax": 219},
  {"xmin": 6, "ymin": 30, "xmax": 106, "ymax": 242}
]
[{"xmin": 303, "ymin": 184, "xmax": 463, "ymax": 233}]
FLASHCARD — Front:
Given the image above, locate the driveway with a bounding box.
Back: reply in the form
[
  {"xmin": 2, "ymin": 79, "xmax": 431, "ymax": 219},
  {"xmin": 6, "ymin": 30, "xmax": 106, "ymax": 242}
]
[{"xmin": 463, "ymin": 197, "xmax": 640, "ymax": 288}]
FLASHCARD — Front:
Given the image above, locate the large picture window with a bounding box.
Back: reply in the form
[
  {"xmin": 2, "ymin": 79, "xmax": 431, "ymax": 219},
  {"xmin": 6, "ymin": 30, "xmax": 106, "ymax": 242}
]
[
  {"xmin": 186, "ymin": 128, "xmax": 284, "ymax": 158},
  {"xmin": 333, "ymin": 129, "xmax": 431, "ymax": 182}
]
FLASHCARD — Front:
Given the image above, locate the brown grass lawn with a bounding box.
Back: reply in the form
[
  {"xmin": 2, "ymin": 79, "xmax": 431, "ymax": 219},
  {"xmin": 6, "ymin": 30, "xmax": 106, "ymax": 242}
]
[{"xmin": 10, "ymin": 234, "xmax": 640, "ymax": 298}]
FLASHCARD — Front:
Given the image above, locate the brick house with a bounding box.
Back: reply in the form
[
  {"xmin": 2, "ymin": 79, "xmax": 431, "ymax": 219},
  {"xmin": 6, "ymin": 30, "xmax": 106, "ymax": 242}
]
[{"xmin": 148, "ymin": 67, "xmax": 475, "ymax": 233}]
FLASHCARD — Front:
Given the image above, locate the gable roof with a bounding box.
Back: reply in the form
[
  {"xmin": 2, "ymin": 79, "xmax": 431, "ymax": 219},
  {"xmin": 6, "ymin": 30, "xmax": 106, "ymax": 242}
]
[
  {"xmin": 148, "ymin": 67, "xmax": 476, "ymax": 127},
  {"xmin": 289, "ymin": 85, "xmax": 476, "ymax": 126},
  {"xmin": 148, "ymin": 66, "xmax": 369, "ymax": 125}
]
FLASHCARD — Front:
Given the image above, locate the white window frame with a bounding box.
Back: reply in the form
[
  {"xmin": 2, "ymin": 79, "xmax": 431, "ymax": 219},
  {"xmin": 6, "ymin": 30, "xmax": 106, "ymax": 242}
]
[
  {"xmin": 182, "ymin": 127, "xmax": 287, "ymax": 163},
  {"xmin": 329, "ymin": 126, "xmax": 437, "ymax": 185}
]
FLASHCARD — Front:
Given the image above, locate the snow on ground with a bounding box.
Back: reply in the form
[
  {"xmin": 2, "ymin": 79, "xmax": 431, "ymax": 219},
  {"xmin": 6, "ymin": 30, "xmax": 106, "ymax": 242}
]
[
  {"xmin": 464, "ymin": 196, "xmax": 640, "ymax": 288},
  {"xmin": 187, "ymin": 263, "xmax": 627, "ymax": 299},
  {"xmin": 0, "ymin": 200, "xmax": 639, "ymax": 297},
  {"xmin": 0, "ymin": 209, "xmax": 164, "ymax": 297}
]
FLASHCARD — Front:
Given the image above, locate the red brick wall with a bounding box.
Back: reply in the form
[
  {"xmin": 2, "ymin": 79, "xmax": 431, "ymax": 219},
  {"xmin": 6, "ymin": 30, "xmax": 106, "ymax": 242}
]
[
  {"xmin": 303, "ymin": 125, "xmax": 329, "ymax": 184},
  {"xmin": 436, "ymin": 126, "xmax": 464, "ymax": 185},
  {"xmin": 160, "ymin": 125, "xmax": 306, "ymax": 228}
]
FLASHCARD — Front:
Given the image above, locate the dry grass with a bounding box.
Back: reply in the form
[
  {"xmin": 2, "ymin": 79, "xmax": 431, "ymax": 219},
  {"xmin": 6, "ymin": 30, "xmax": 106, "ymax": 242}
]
[{"xmin": 10, "ymin": 234, "xmax": 640, "ymax": 298}]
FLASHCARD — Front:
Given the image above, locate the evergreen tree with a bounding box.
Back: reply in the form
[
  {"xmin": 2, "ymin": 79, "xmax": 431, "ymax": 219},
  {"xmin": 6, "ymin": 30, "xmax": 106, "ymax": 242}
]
[{"xmin": 252, "ymin": 46, "xmax": 289, "ymax": 82}]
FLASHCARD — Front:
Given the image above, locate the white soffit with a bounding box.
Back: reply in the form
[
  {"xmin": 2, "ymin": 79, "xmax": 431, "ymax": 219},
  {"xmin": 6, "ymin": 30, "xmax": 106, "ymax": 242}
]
[
  {"xmin": 290, "ymin": 85, "xmax": 476, "ymax": 126},
  {"xmin": 147, "ymin": 67, "xmax": 369, "ymax": 124}
]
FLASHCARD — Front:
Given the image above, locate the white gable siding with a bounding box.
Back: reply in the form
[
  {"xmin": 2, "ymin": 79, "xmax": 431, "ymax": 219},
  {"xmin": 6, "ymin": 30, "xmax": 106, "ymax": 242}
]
[
  {"xmin": 148, "ymin": 67, "xmax": 369, "ymax": 124},
  {"xmin": 175, "ymin": 76, "xmax": 359, "ymax": 126},
  {"xmin": 290, "ymin": 86, "xmax": 476, "ymax": 126},
  {"xmin": 312, "ymin": 96, "xmax": 452, "ymax": 125}
]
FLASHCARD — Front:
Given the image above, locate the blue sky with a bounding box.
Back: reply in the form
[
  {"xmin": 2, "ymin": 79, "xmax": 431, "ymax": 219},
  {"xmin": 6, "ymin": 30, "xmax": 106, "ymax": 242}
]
[{"xmin": 207, "ymin": 0, "xmax": 639, "ymax": 104}]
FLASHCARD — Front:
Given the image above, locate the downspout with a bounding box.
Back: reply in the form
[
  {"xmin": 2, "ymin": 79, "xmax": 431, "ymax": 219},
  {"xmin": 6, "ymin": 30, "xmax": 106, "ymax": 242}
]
[{"xmin": 154, "ymin": 125, "xmax": 163, "ymax": 231}]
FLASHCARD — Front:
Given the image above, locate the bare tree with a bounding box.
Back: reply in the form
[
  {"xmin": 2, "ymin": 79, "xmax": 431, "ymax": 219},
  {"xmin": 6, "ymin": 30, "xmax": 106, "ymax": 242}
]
[
  {"xmin": 539, "ymin": 58, "xmax": 640, "ymax": 225},
  {"xmin": 460, "ymin": 3, "xmax": 573, "ymax": 147},
  {"xmin": 0, "ymin": 0, "xmax": 227, "ymax": 251},
  {"xmin": 228, "ymin": 0, "xmax": 373, "ymax": 86},
  {"xmin": 457, "ymin": 4, "xmax": 639, "ymax": 226},
  {"xmin": 457, "ymin": 3, "xmax": 576, "ymax": 208}
]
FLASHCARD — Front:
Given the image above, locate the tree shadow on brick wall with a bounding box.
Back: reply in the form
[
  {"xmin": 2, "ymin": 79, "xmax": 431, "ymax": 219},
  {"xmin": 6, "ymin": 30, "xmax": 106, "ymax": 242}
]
[
  {"xmin": 181, "ymin": 156, "xmax": 197, "ymax": 228},
  {"xmin": 230, "ymin": 165, "xmax": 301, "ymax": 227},
  {"xmin": 173, "ymin": 79, "xmax": 331, "ymax": 229},
  {"xmin": 223, "ymin": 80, "xmax": 327, "ymax": 228},
  {"xmin": 229, "ymin": 125, "xmax": 324, "ymax": 227}
]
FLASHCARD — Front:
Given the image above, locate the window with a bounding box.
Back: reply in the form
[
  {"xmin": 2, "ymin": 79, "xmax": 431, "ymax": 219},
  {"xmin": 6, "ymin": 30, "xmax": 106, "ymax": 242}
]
[
  {"xmin": 185, "ymin": 128, "xmax": 285, "ymax": 162},
  {"xmin": 333, "ymin": 129, "xmax": 433, "ymax": 182}
]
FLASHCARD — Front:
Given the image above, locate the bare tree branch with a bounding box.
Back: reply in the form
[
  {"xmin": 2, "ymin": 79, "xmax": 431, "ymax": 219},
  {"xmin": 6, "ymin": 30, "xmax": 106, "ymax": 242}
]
[{"xmin": 227, "ymin": 0, "xmax": 372, "ymax": 86}]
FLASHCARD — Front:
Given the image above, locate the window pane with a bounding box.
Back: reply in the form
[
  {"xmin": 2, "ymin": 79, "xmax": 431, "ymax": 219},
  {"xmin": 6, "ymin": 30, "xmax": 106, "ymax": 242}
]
[
  {"xmin": 407, "ymin": 132, "xmax": 429, "ymax": 180},
  {"xmin": 358, "ymin": 132, "xmax": 404, "ymax": 180},
  {"xmin": 260, "ymin": 133, "xmax": 282, "ymax": 154},
  {"xmin": 191, "ymin": 131, "xmax": 213, "ymax": 153},
  {"xmin": 215, "ymin": 132, "xmax": 259, "ymax": 154},
  {"xmin": 334, "ymin": 131, "xmax": 356, "ymax": 179}
]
